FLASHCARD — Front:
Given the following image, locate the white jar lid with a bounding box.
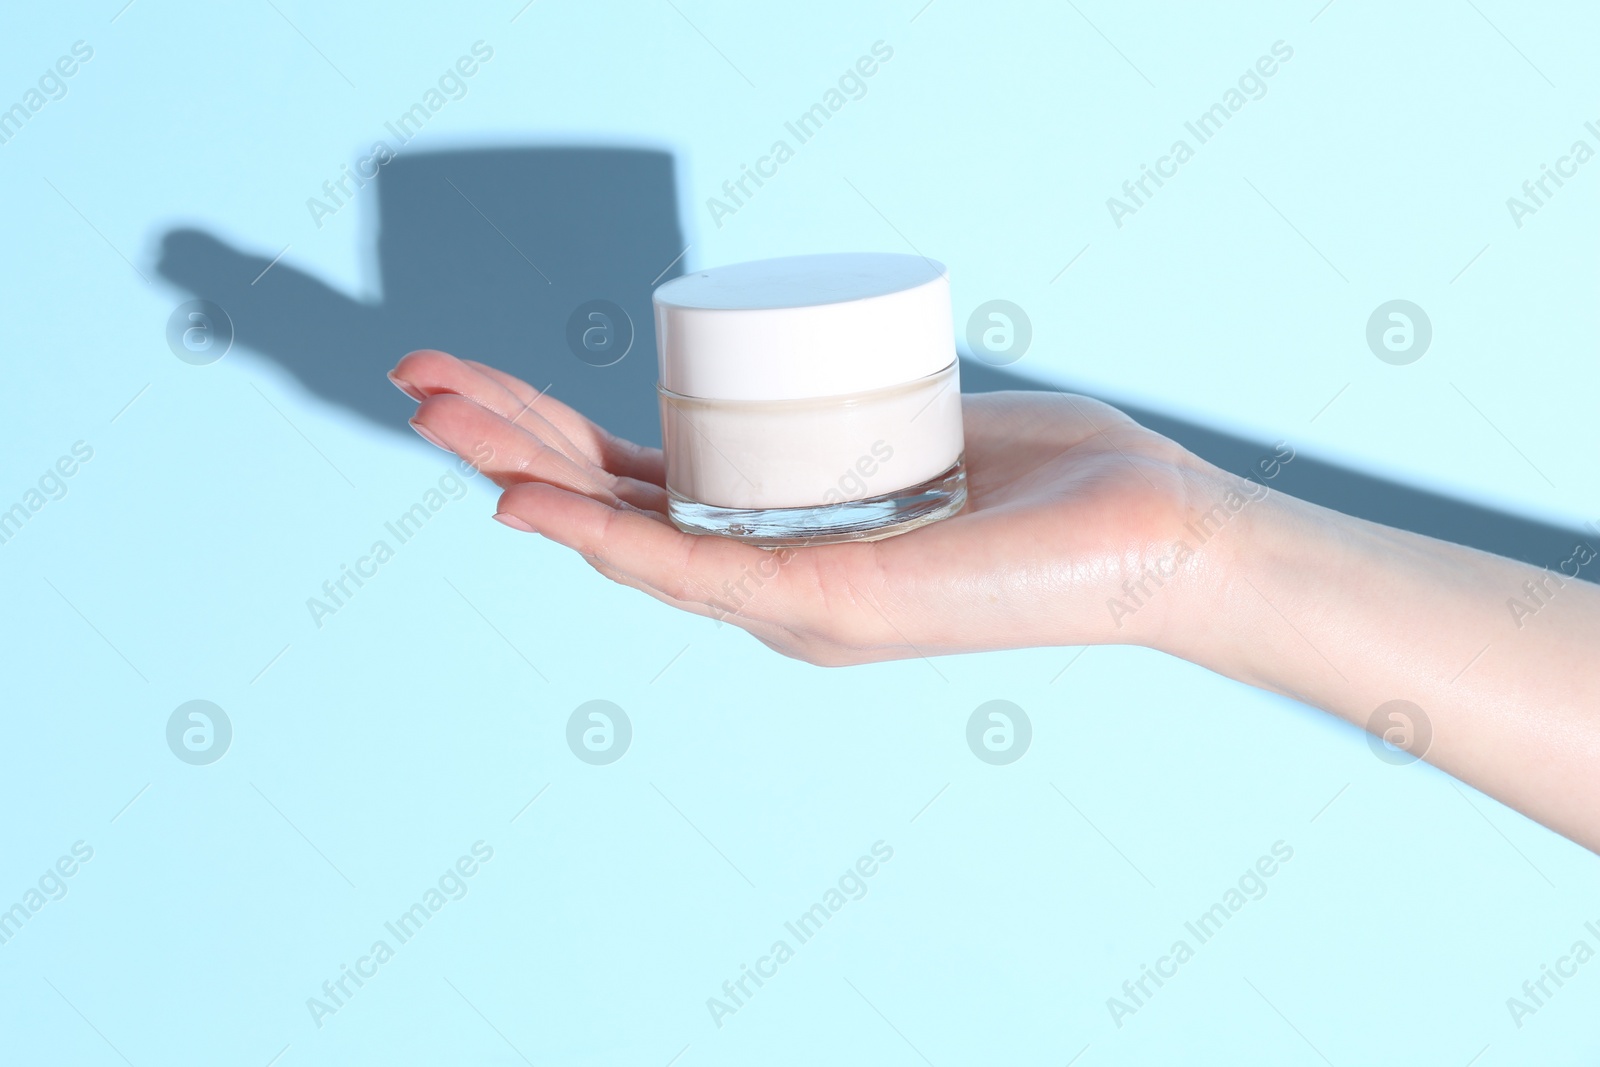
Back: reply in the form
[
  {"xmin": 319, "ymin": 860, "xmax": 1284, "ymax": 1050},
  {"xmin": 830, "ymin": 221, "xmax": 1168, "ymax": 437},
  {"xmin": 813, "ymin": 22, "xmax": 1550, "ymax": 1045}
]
[{"xmin": 653, "ymin": 252, "xmax": 954, "ymax": 401}]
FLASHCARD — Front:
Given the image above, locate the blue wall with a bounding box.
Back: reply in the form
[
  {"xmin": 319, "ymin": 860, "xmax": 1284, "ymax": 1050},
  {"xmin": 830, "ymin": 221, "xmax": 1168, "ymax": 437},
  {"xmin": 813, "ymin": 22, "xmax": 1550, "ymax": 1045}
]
[{"xmin": 2, "ymin": 1, "xmax": 1597, "ymax": 1063}]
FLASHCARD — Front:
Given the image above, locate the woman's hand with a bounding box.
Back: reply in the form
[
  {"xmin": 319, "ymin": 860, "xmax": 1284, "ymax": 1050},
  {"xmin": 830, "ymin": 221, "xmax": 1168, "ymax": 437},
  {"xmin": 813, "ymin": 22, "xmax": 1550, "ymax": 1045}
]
[
  {"xmin": 391, "ymin": 348, "xmax": 1600, "ymax": 851},
  {"xmin": 389, "ymin": 349, "xmax": 1240, "ymax": 665}
]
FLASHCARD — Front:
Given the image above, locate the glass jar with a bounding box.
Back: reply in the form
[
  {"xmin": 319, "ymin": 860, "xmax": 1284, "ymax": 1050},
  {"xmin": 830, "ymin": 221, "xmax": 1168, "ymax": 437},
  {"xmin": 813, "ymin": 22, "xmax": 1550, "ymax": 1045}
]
[{"xmin": 652, "ymin": 253, "xmax": 967, "ymax": 545}]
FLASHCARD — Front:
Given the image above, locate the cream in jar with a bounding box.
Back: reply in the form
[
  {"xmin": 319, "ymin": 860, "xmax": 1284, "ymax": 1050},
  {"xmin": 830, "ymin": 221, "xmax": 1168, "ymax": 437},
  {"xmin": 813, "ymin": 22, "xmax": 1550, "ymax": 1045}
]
[{"xmin": 652, "ymin": 252, "xmax": 966, "ymax": 545}]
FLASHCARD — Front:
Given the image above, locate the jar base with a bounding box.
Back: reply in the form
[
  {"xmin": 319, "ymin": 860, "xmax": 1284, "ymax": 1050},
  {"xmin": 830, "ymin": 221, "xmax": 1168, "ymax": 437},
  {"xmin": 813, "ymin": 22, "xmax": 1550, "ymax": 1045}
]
[{"xmin": 667, "ymin": 458, "xmax": 967, "ymax": 546}]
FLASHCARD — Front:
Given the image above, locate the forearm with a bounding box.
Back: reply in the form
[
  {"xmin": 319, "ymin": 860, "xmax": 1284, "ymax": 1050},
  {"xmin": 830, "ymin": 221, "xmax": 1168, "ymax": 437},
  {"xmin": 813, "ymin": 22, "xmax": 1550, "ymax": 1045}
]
[{"xmin": 1165, "ymin": 486, "xmax": 1600, "ymax": 851}]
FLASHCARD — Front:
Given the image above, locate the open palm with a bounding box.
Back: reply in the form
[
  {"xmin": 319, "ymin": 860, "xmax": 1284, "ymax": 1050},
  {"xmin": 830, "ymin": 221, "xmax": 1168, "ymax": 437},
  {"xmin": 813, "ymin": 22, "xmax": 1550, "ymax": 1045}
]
[{"xmin": 392, "ymin": 350, "xmax": 1233, "ymax": 663}]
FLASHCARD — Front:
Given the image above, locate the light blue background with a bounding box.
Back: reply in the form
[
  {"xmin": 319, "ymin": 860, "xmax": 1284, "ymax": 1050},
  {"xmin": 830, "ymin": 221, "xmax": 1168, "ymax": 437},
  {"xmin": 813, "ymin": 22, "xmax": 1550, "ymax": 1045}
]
[{"xmin": 3, "ymin": 1, "xmax": 1598, "ymax": 1064}]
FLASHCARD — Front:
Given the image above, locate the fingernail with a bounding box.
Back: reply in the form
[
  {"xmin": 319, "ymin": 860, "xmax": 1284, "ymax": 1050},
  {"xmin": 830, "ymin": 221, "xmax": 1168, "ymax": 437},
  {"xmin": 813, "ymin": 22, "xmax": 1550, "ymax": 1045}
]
[
  {"xmin": 388, "ymin": 372, "xmax": 426, "ymax": 402},
  {"xmin": 408, "ymin": 418, "xmax": 449, "ymax": 451},
  {"xmin": 493, "ymin": 513, "xmax": 535, "ymax": 533}
]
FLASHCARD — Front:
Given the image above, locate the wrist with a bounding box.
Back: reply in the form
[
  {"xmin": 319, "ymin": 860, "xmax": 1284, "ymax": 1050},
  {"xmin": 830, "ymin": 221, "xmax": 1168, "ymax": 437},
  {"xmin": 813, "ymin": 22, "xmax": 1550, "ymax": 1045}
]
[
  {"xmin": 1144, "ymin": 465, "xmax": 1352, "ymax": 698},
  {"xmin": 1152, "ymin": 471, "xmax": 1478, "ymax": 714}
]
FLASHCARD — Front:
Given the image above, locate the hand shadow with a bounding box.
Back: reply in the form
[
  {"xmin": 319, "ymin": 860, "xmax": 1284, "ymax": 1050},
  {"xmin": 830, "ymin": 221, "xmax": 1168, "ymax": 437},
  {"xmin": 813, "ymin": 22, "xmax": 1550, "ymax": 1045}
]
[
  {"xmin": 157, "ymin": 145, "xmax": 685, "ymax": 449},
  {"xmin": 962, "ymin": 358, "xmax": 1598, "ymax": 580},
  {"xmin": 156, "ymin": 143, "xmax": 1597, "ymax": 580}
]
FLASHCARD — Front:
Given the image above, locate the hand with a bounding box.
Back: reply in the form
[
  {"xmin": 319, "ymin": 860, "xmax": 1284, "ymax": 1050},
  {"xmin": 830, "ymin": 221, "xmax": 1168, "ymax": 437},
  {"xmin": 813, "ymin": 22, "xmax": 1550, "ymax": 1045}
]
[
  {"xmin": 391, "ymin": 349, "xmax": 1600, "ymax": 852},
  {"xmin": 389, "ymin": 349, "xmax": 1240, "ymax": 664}
]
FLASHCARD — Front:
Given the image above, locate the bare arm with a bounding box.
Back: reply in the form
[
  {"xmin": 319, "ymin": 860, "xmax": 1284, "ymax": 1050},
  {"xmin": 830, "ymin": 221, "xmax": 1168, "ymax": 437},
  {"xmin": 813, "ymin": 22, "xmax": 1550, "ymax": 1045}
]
[{"xmin": 1176, "ymin": 489, "xmax": 1600, "ymax": 851}]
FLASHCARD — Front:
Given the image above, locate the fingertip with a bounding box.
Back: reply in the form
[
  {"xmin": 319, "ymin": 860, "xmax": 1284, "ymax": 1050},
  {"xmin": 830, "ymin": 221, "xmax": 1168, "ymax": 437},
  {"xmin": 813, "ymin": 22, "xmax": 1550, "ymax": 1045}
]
[
  {"xmin": 407, "ymin": 416, "xmax": 450, "ymax": 451},
  {"xmin": 398, "ymin": 347, "xmax": 456, "ymax": 363},
  {"xmin": 391, "ymin": 349, "xmax": 461, "ymax": 386},
  {"xmin": 496, "ymin": 482, "xmax": 600, "ymax": 548},
  {"xmin": 496, "ymin": 482, "xmax": 666, "ymax": 565},
  {"xmin": 387, "ymin": 371, "xmax": 426, "ymax": 402},
  {"xmin": 493, "ymin": 512, "xmax": 536, "ymax": 533}
]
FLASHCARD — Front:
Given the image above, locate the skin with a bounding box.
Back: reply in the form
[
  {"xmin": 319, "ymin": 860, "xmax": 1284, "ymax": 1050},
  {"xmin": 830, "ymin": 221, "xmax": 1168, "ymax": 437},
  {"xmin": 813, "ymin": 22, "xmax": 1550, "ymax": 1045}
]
[{"xmin": 391, "ymin": 349, "xmax": 1600, "ymax": 853}]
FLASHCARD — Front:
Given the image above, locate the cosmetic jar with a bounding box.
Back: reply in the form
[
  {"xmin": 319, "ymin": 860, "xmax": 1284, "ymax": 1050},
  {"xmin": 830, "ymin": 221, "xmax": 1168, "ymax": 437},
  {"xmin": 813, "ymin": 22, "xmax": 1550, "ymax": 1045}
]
[{"xmin": 653, "ymin": 252, "xmax": 967, "ymax": 546}]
